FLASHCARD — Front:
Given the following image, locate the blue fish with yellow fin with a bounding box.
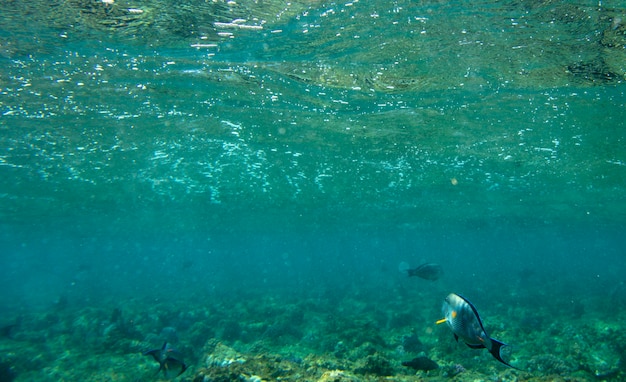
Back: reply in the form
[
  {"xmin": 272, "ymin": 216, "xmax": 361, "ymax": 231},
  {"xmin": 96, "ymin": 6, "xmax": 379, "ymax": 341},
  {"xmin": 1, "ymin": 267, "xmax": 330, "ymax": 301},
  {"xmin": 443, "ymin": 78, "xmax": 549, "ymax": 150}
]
[{"xmin": 436, "ymin": 293, "xmax": 518, "ymax": 369}]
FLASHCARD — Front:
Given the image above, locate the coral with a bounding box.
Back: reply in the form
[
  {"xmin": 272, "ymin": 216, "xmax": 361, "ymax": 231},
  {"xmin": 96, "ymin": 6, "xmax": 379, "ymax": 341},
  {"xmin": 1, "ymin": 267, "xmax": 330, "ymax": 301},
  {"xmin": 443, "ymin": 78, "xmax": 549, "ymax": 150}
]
[
  {"xmin": 221, "ymin": 320, "xmax": 242, "ymax": 341},
  {"xmin": 449, "ymin": 363, "xmax": 466, "ymax": 376},
  {"xmin": 400, "ymin": 332, "xmax": 423, "ymax": 353},
  {"xmin": 260, "ymin": 320, "xmax": 302, "ymax": 345},
  {"xmin": 527, "ymin": 353, "xmax": 577, "ymax": 375},
  {"xmin": 3, "ymin": 284, "xmax": 626, "ymax": 382},
  {"xmin": 317, "ymin": 370, "xmax": 359, "ymax": 382},
  {"xmin": 205, "ymin": 343, "xmax": 247, "ymax": 368},
  {"xmin": 353, "ymin": 354, "xmax": 394, "ymax": 376}
]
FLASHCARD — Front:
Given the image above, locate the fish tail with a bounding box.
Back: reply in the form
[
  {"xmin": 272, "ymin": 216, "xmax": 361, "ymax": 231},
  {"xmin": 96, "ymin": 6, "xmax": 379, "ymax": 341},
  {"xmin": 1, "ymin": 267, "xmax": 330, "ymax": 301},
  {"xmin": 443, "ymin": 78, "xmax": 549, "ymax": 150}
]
[
  {"xmin": 489, "ymin": 338, "xmax": 519, "ymax": 369},
  {"xmin": 178, "ymin": 363, "xmax": 189, "ymax": 377}
]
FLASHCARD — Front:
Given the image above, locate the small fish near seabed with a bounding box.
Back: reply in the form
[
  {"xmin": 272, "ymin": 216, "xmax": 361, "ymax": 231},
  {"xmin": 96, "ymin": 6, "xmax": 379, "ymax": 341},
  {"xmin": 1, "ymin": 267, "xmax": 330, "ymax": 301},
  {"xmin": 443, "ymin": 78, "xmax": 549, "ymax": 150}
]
[
  {"xmin": 398, "ymin": 261, "xmax": 443, "ymax": 281},
  {"xmin": 436, "ymin": 293, "xmax": 519, "ymax": 369},
  {"xmin": 401, "ymin": 356, "xmax": 439, "ymax": 371},
  {"xmin": 144, "ymin": 342, "xmax": 188, "ymax": 378}
]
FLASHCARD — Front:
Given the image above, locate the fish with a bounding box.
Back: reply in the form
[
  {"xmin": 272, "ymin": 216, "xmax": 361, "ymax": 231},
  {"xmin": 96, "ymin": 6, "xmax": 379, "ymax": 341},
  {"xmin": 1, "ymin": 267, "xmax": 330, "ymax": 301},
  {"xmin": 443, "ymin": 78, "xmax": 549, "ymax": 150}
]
[
  {"xmin": 399, "ymin": 262, "xmax": 443, "ymax": 281},
  {"xmin": 401, "ymin": 356, "xmax": 439, "ymax": 371},
  {"xmin": 436, "ymin": 293, "xmax": 518, "ymax": 369},
  {"xmin": 144, "ymin": 342, "xmax": 188, "ymax": 377}
]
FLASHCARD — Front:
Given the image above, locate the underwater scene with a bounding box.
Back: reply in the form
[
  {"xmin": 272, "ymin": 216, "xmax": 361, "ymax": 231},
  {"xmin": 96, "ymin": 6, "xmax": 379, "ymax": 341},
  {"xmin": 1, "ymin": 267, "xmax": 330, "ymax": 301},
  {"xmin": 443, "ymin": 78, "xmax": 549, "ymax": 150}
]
[{"xmin": 1, "ymin": 0, "xmax": 626, "ymax": 381}]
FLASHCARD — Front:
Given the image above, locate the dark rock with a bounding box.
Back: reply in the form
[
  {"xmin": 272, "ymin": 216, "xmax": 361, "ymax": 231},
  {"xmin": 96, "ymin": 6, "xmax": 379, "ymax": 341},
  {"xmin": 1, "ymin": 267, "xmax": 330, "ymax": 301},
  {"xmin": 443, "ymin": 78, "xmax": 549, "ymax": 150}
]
[
  {"xmin": 221, "ymin": 320, "xmax": 242, "ymax": 341},
  {"xmin": 110, "ymin": 308, "xmax": 123, "ymax": 324},
  {"xmin": 0, "ymin": 325, "xmax": 16, "ymax": 340},
  {"xmin": 261, "ymin": 320, "xmax": 302, "ymax": 344},
  {"xmin": 0, "ymin": 361, "xmax": 16, "ymax": 382},
  {"xmin": 401, "ymin": 332, "xmax": 423, "ymax": 353},
  {"xmin": 160, "ymin": 326, "xmax": 178, "ymax": 343},
  {"xmin": 354, "ymin": 354, "xmax": 394, "ymax": 376}
]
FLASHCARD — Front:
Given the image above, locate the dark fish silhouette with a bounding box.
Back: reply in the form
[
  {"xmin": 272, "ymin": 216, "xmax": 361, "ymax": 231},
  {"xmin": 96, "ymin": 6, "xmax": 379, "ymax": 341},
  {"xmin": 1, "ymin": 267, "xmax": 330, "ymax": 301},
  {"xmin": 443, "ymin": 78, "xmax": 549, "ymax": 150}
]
[
  {"xmin": 399, "ymin": 262, "xmax": 443, "ymax": 281},
  {"xmin": 144, "ymin": 342, "xmax": 188, "ymax": 377},
  {"xmin": 181, "ymin": 259, "xmax": 194, "ymax": 270},
  {"xmin": 402, "ymin": 356, "xmax": 439, "ymax": 371},
  {"xmin": 436, "ymin": 293, "xmax": 518, "ymax": 369}
]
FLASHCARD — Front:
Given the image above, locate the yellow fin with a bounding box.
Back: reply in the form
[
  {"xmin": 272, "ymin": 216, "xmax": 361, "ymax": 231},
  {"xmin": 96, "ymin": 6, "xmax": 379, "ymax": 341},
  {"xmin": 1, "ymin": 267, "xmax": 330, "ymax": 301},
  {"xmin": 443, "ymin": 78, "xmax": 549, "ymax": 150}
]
[{"xmin": 435, "ymin": 318, "xmax": 447, "ymax": 325}]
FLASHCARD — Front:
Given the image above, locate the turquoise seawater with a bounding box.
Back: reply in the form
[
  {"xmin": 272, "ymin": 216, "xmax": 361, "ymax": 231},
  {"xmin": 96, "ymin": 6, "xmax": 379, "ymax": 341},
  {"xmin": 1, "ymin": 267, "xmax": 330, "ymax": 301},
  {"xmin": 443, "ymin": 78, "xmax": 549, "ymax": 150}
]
[{"xmin": 1, "ymin": 0, "xmax": 625, "ymax": 380}]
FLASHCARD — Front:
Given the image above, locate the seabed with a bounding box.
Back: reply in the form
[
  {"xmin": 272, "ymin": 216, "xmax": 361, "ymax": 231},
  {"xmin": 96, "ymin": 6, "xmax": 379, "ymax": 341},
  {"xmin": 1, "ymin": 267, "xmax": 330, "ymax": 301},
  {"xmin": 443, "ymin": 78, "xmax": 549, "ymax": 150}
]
[{"xmin": 1, "ymin": 289, "xmax": 624, "ymax": 382}]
